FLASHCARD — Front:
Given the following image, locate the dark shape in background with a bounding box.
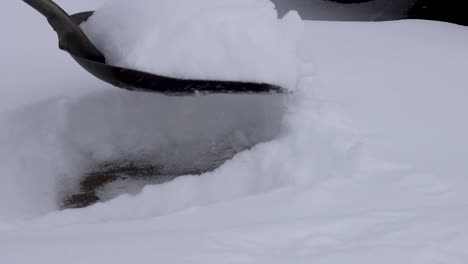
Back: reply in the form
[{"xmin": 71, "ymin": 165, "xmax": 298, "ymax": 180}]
[
  {"xmin": 408, "ymin": 0, "xmax": 467, "ymax": 26},
  {"xmin": 273, "ymin": 0, "xmax": 467, "ymax": 26},
  {"xmin": 329, "ymin": 0, "xmax": 374, "ymax": 3}
]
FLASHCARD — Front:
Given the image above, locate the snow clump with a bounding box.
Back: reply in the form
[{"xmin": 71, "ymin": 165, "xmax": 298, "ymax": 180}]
[{"xmin": 81, "ymin": 0, "xmax": 304, "ymax": 90}]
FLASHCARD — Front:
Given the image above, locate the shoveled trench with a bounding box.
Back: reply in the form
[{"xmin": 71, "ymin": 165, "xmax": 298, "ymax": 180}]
[{"xmin": 59, "ymin": 91, "xmax": 287, "ymax": 208}]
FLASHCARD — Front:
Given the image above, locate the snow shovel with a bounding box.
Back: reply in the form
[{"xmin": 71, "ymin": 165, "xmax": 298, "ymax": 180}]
[{"xmin": 21, "ymin": 0, "xmax": 286, "ymax": 95}]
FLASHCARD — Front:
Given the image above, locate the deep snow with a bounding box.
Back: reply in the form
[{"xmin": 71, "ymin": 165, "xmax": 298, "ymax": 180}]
[{"xmin": 1, "ymin": 1, "xmax": 468, "ymax": 263}]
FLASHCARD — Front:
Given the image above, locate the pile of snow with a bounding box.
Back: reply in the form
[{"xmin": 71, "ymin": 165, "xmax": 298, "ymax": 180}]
[{"xmin": 81, "ymin": 0, "xmax": 304, "ymax": 90}]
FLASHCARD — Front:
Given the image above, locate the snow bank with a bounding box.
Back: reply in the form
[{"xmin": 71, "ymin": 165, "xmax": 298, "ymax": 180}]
[{"xmin": 81, "ymin": 0, "xmax": 304, "ymax": 90}]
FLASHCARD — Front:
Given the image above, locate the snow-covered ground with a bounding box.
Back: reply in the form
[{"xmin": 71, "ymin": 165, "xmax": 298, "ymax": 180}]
[{"xmin": 1, "ymin": 1, "xmax": 468, "ymax": 263}]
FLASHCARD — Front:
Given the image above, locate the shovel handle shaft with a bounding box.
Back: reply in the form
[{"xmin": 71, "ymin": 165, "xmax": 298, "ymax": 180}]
[
  {"xmin": 23, "ymin": 0, "xmax": 68, "ymax": 19},
  {"xmin": 21, "ymin": 0, "xmax": 105, "ymax": 63}
]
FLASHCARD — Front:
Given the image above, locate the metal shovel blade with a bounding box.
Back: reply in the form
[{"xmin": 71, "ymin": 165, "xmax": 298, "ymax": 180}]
[{"xmin": 22, "ymin": 0, "xmax": 286, "ymax": 95}]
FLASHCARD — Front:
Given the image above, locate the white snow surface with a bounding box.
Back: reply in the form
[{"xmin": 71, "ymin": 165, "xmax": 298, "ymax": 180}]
[
  {"xmin": 2, "ymin": 1, "xmax": 468, "ymax": 263},
  {"xmin": 81, "ymin": 0, "xmax": 304, "ymax": 90}
]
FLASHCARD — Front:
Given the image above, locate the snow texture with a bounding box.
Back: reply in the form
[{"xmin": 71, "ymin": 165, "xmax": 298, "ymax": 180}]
[
  {"xmin": 81, "ymin": 0, "xmax": 304, "ymax": 90},
  {"xmin": 1, "ymin": 1, "xmax": 468, "ymax": 263}
]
